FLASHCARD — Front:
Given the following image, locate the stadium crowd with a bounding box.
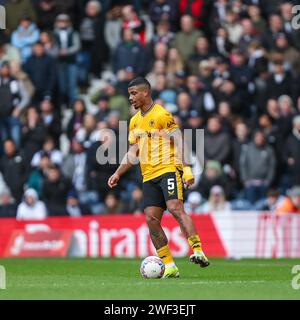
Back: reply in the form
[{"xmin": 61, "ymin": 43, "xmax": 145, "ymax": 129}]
[{"xmin": 0, "ymin": 0, "xmax": 300, "ymax": 219}]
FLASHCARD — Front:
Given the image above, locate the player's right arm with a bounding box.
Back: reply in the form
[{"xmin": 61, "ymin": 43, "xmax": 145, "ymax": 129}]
[{"xmin": 108, "ymin": 143, "xmax": 139, "ymax": 188}]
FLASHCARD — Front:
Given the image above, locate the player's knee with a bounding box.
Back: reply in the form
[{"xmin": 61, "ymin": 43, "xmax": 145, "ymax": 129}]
[
  {"xmin": 146, "ymin": 214, "xmax": 160, "ymax": 227},
  {"xmin": 167, "ymin": 201, "xmax": 184, "ymax": 218}
]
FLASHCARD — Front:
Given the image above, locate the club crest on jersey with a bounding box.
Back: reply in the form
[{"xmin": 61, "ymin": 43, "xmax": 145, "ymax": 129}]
[{"xmin": 149, "ymin": 119, "xmax": 155, "ymax": 127}]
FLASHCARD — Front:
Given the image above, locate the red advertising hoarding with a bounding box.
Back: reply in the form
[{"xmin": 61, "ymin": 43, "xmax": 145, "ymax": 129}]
[{"xmin": 0, "ymin": 214, "xmax": 227, "ymax": 258}]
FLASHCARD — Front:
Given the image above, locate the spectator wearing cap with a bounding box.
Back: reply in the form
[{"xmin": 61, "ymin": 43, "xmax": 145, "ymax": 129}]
[
  {"xmin": 200, "ymin": 185, "xmax": 232, "ymax": 213},
  {"xmin": 11, "ymin": 15, "xmax": 40, "ymax": 63},
  {"xmin": 16, "ymin": 188, "xmax": 47, "ymax": 220},
  {"xmin": 276, "ymin": 186, "xmax": 300, "ymax": 215},
  {"xmin": 53, "ymin": 13, "xmax": 81, "ymax": 105},
  {"xmin": 6, "ymin": 0, "xmax": 37, "ymax": 34},
  {"xmin": 0, "ymin": 139, "xmax": 26, "ymax": 203},
  {"xmin": 240, "ymin": 130, "xmax": 276, "ymax": 204},
  {"xmin": 23, "ymin": 41, "xmax": 56, "ymax": 104},
  {"xmin": 112, "ymin": 28, "xmax": 146, "ymax": 78},
  {"xmin": 204, "ymin": 115, "xmax": 231, "ymax": 164},
  {"xmin": 285, "ymin": 115, "xmax": 300, "ymax": 186},
  {"xmin": 42, "ymin": 164, "xmax": 73, "ymax": 216},
  {"xmin": 0, "ymin": 61, "xmax": 30, "ymax": 148},
  {"xmin": 66, "ymin": 190, "xmax": 91, "ymax": 217},
  {"xmin": 172, "ymin": 15, "xmax": 204, "ymax": 64}
]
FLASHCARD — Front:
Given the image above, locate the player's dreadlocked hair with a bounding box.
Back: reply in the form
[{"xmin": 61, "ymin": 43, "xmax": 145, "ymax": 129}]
[{"xmin": 128, "ymin": 77, "xmax": 151, "ymax": 90}]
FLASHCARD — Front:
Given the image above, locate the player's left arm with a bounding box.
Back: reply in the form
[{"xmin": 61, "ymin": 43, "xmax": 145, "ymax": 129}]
[{"xmin": 159, "ymin": 112, "xmax": 194, "ymax": 188}]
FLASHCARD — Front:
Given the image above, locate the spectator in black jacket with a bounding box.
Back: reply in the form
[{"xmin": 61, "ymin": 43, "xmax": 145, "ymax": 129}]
[
  {"xmin": 204, "ymin": 115, "xmax": 231, "ymax": 165},
  {"xmin": 0, "ymin": 139, "xmax": 26, "ymax": 203},
  {"xmin": 42, "ymin": 164, "xmax": 73, "ymax": 216},
  {"xmin": 112, "ymin": 28, "xmax": 146, "ymax": 77},
  {"xmin": 21, "ymin": 106, "xmax": 47, "ymax": 169},
  {"xmin": 23, "ymin": 41, "xmax": 56, "ymax": 105},
  {"xmin": 285, "ymin": 115, "xmax": 300, "ymax": 186}
]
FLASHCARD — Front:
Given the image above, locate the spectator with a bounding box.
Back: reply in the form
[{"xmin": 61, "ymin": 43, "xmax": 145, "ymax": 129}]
[
  {"xmin": 33, "ymin": 0, "xmax": 57, "ymax": 31},
  {"xmin": 6, "ymin": 0, "xmax": 37, "ymax": 34},
  {"xmin": 285, "ymin": 115, "xmax": 300, "ymax": 186},
  {"xmin": 27, "ymin": 153, "xmax": 51, "ymax": 198},
  {"xmin": 31, "ymin": 136, "xmax": 63, "ymax": 168},
  {"xmin": 22, "ymin": 106, "xmax": 47, "ymax": 166},
  {"xmin": 39, "ymin": 31, "xmax": 59, "ymax": 58},
  {"xmin": 0, "ymin": 61, "xmax": 30, "ymax": 148},
  {"xmin": 0, "ymin": 39, "xmax": 21, "ymax": 65},
  {"xmin": 54, "ymin": 13, "xmax": 81, "ymax": 105},
  {"xmin": 179, "ymin": 0, "xmax": 206, "ymax": 29},
  {"xmin": 127, "ymin": 186, "xmax": 144, "ymax": 214},
  {"xmin": 204, "ymin": 115, "xmax": 231, "ymax": 164},
  {"xmin": 0, "ymin": 139, "xmax": 26, "ymax": 203},
  {"xmin": 197, "ymin": 160, "xmax": 230, "ymax": 199},
  {"xmin": 39, "ymin": 99, "xmax": 61, "ymax": 144},
  {"xmin": 254, "ymin": 189, "xmax": 285, "ymax": 211},
  {"xmin": 66, "ymin": 98, "xmax": 86, "ymax": 141},
  {"xmin": 75, "ymin": 114, "xmax": 99, "ymax": 149},
  {"xmin": 66, "ymin": 190, "xmax": 91, "ymax": 217},
  {"xmin": 200, "ymin": 185, "xmax": 232, "ymax": 213},
  {"xmin": 112, "ymin": 28, "xmax": 146, "ymax": 78},
  {"xmin": 78, "ymin": 0, "xmax": 109, "ymax": 86},
  {"xmin": 184, "ymin": 191, "xmax": 203, "ymax": 214},
  {"xmin": 16, "ymin": 188, "xmax": 47, "ymax": 220},
  {"xmin": 11, "ymin": 15, "xmax": 40, "ymax": 63},
  {"xmin": 240, "ymin": 130, "xmax": 276, "ymax": 203},
  {"xmin": 101, "ymin": 192, "xmax": 125, "ymax": 214},
  {"xmin": 62, "ymin": 138, "xmax": 87, "ymax": 195},
  {"xmin": 0, "ymin": 188, "xmax": 17, "ymax": 218},
  {"xmin": 23, "ymin": 41, "xmax": 56, "ymax": 104},
  {"xmin": 172, "ymin": 15, "xmax": 204, "ymax": 64},
  {"xmin": 151, "ymin": 19, "xmax": 175, "ymax": 47},
  {"xmin": 91, "ymin": 80, "xmax": 130, "ymax": 120},
  {"xmin": 149, "ymin": 0, "xmax": 179, "ymax": 32},
  {"xmin": 42, "ymin": 164, "xmax": 72, "ymax": 216},
  {"xmin": 276, "ymin": 185, "xmax": 300, "ymax": 215}
]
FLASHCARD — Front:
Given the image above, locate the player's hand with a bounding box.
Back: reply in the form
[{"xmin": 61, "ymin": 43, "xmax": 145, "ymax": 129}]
[
  {"xmin": 108, "ymin": 173, "xmax": 120, "ymax": 188},
  {"xmin": 182, "ymin": 166, "xmax": 194, "ymax": 189}
]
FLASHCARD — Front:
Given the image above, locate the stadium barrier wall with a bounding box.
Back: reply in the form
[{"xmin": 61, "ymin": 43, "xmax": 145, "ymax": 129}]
[{"xmin": 0, "ymin": 212, "xmax": 299, "ymax": 258}]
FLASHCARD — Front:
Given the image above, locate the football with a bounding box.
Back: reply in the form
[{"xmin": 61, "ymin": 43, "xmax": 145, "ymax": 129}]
[{"xmin": 140, "ymin": 256, "xmax": 165, "ymax": 279}]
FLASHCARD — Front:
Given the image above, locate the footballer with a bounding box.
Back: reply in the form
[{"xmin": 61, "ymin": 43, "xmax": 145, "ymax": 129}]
[{"xmin": 108, "ymin": 77, "xmax": 209, "ymax": 278}]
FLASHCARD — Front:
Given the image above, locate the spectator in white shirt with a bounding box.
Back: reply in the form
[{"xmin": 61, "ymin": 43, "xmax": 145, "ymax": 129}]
[{"xmin": 16, "ymin": 188, "xmax": 47, "ymax": 220}]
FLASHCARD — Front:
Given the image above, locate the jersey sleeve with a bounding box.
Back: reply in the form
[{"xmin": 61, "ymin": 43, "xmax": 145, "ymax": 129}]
[
  {"xmin": 128, "ymin": 118, "xmax": 138, "ymax": 145},
  {"xmin": 158, "ymin": 111, "xmax": 179, "ymax": 135}
]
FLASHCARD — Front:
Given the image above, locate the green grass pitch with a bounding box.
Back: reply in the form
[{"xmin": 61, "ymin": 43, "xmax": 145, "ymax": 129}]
[{"xmin": 0, "ymin": 258, "xmax": 299, "ymax": 300}]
